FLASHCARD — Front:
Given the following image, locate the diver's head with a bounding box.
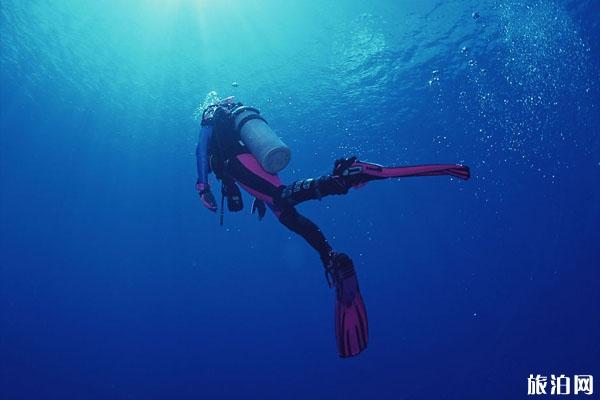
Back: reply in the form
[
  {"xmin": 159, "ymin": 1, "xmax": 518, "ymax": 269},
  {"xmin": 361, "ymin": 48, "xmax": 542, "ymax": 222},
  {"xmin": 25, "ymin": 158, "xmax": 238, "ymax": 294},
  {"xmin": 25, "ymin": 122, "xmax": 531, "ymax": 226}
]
[
  {"xmin": 194, "ymin": 91, "xmax": 236, "ymax": 121},
  {"xmin": 203, "ymin": 91, "xmax": 220, "ymax": 108}
]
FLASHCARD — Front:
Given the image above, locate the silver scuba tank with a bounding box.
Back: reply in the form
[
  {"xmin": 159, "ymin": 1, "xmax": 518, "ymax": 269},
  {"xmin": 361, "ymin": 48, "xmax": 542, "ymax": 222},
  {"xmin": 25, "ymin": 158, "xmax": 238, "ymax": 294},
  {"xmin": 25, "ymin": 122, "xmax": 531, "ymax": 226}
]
[{"xmin": 232, "ymin": 106, "xmax": 291, "ymax": 174}]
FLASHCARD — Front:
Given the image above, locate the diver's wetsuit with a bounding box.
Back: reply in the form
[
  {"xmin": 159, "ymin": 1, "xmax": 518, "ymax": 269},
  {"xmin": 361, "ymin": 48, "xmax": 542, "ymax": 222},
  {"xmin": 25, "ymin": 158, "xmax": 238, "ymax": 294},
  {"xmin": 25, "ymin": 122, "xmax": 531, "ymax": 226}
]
[{"xmin": 196, "ymin": 109, "xmax": 350, "ymax": 266}]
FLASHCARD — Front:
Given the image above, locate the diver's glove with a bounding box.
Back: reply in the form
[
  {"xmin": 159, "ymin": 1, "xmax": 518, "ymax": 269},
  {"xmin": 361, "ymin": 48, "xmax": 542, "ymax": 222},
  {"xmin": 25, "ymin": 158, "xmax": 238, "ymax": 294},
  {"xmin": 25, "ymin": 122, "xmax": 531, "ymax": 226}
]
[
  {"xmin": 251, "ymin": 197, "xmax": 266, "ymax": 221},
  {"xmin": 196, "ymin": 183, "xmax": 217, "ymax": 212}
]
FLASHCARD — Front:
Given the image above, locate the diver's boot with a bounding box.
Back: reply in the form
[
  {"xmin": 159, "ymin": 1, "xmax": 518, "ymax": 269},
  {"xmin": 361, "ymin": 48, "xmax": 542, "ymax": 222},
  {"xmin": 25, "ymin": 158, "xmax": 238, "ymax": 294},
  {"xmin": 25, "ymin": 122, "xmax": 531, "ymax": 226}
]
[
  {"xmin": 321, "ymin": 250, "xmax": 335, "ymax": 276},
  {"xmin": 332, "ymin": 156, "xmax": 360, "ymax": 178},
  {"xmin": 332, "ymin": 156, "xmax": 377, "ymax": 188}
]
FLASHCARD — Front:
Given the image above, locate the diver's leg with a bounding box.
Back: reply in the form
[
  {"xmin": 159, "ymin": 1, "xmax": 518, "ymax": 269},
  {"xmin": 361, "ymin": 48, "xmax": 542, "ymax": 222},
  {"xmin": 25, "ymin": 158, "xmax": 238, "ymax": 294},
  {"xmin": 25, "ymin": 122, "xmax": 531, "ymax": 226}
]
[
  {"xmin": 278, "ymin": 206, "xmax": 333, "ymax": 267},
  {"xmin": 227, "ymin": 153, "xmax": 284, "ymax": 204},
  {"xmin": 278, "ymin": 156, "xmax": 471, "ymax": 207},
  {"xmin": 278, "ymin": 175, "xmax": 350, "ymax": 207},
  {"xmin": 226, "ymin": 154, "xmax": 334, "ymax": 266},
  {"xmin": 276, "ymin": 158, "xmax": 367, "ymax": 207},
  {"xmin": 229, "ymin": 153, "xmax": 352, "ymax": 208}
]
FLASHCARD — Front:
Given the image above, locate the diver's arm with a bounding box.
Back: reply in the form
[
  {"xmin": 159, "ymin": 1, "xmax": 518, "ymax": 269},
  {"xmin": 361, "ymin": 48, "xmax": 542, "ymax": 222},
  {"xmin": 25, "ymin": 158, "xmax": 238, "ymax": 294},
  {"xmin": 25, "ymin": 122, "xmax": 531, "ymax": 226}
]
[
  {"xmin": 196, "ymin": 125, "xmax": 212, "ymax": 187},
  {"xmin": 195, "ymin": 125, "xmax": 217, "ymax": 212}
]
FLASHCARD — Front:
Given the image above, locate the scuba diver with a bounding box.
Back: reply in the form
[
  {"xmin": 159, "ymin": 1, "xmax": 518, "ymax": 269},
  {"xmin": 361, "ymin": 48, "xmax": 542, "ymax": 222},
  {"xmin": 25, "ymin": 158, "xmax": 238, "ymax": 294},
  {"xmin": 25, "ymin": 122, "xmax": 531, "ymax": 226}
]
[{"xmin": 195, "ymin": 95, "xmax": 470, "ymax": 357}]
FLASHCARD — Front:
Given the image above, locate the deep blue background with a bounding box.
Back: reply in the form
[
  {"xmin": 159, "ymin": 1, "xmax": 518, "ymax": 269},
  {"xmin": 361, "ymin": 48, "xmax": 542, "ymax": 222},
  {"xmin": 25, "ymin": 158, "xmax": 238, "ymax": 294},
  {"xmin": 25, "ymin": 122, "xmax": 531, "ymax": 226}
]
[{"xmin": 1, "ymin": 1, "xmax": 599, "ymax": 399}]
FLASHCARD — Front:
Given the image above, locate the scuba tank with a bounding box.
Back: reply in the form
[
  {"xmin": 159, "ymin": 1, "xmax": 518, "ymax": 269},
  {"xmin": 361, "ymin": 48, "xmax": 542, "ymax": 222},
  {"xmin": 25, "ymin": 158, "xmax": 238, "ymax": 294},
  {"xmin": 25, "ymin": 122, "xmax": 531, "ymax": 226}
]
[{"xmin": 232, "ymin": 106, "xmax": 291, "ymax": 174}]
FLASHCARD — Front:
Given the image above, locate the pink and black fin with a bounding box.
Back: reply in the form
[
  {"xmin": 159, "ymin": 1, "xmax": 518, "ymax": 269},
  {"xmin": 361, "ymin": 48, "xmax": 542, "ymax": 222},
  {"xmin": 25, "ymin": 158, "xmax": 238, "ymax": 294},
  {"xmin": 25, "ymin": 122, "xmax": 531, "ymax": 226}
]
[
  {"xmin": 329, "ymin": 253, "xmax": 368, "ymax": 358},
  {"xmin": 333, "ymin": 157, "xmax": 470, "ymax": 185}
]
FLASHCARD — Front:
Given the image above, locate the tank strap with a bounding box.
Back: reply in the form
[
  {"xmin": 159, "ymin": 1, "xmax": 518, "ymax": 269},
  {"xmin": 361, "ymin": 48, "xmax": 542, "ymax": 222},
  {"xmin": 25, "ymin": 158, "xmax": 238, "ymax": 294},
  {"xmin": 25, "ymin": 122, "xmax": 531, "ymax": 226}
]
[{"xmin": 231, "ymin": 105, "xmax": 260, "ymax": 117}]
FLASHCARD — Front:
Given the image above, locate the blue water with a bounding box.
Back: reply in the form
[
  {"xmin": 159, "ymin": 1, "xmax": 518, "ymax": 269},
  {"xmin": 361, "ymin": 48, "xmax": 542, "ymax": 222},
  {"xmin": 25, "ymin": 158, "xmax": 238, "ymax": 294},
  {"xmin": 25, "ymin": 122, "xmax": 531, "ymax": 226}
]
[{"xmin": 1, "ymin": 1, "xmax": 599, "ymax": 399}]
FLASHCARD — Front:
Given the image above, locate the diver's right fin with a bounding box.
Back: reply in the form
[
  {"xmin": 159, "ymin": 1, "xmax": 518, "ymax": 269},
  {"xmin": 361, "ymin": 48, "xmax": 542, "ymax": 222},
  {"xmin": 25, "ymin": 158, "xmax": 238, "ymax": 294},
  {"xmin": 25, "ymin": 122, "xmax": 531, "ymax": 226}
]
[
  {"xmin": 356, "ymin": 160, "xmax": 470, "ymax": 180},
  {"xmin": 334, "ymin": 157, "xmax": 470, "ymax": 183}
]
